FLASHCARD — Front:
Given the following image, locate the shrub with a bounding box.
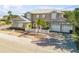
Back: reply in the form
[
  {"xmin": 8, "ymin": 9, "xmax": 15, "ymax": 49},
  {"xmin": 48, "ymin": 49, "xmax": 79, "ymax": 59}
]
[{"xmin": 0, "ymin": 21, "xmax": 6, "ymax": 25}]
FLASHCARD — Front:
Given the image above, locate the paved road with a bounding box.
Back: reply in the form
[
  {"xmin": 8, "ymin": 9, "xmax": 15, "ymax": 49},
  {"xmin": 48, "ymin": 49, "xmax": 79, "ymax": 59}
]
[
  {"xmin": 0, "ymin": 25, "xmax": 10, "ymax": 30},
  {"xmin": 0, "ymin": 33, "xmax": 51, "ymax": 53}
]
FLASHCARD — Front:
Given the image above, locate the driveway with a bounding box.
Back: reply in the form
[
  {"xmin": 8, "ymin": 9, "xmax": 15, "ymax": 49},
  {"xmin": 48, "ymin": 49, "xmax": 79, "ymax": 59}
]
[
  {"xmin": 0, "ymin": 32, "xmax": 76, "ymax": 53},
  {"xmin": 0, "ymin": 33, "xmax": 51, "ymax": 53},
  {"xmin": 0, "ymin": 30, "xmax": 77, "ymax": 53},
  {"xmin": 63, "ymin": 33, "xmax": 77, "ymax": 52},
  {"xmin": 32, "ymin": 33, "xmax": 77, "ymax": 53}
]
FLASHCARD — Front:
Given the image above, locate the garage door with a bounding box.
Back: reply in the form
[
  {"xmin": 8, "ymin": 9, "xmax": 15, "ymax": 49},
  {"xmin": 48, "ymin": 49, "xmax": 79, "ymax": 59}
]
[
  {"xmin": 62, "ymin": 25, "xmax": 73, "ymax": 33},
  {"xmin": 51, "ymin": 24, "xmax": 61, "ymax": 32}
]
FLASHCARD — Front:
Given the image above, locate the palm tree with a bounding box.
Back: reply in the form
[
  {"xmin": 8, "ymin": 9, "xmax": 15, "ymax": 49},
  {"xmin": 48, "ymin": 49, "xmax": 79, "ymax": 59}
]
[
  {"xmin": 8, "ymin": 11, "xmax": 13, "ymax": 20},
  {"xmin": 35, "ymin": 18, "xmax": 47, "ymax": 32},
  {"xmin": 8, "ymin": 11, "xmax": 12, "ymax": 15},
  {"xmin": 5, "ymin": 11, "xmax": 18, "ymax": 24},
  {"xmin": 4, "ymin": 11, "xmax": 13, "ymax": 24}
]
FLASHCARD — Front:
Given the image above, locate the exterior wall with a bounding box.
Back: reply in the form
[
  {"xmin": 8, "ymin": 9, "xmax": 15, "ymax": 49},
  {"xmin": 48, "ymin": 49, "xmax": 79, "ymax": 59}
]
[
  {"xmin": 31, "ymin": 13, "xmax": 51, "ymax": 22},
  {"xmin": 12, "ymin": 21, "xmax": 24, "ymax": 28},
  {"xmin": 25, "ymin": 11, "xmax": 63, "ymax": 23},
  {"xmin": 30, "ymin": 13, "xmax": 52, "ymax": 27}
]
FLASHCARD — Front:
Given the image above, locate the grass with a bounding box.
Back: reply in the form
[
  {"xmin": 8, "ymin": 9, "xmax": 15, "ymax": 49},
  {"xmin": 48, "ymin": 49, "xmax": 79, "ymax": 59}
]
[{"xmin": 0, "ymin": 21, "xmax": 6, "ymax": 25}]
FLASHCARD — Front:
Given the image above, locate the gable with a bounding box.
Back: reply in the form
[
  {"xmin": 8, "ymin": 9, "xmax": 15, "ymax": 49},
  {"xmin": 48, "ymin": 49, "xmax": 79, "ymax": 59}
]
[{"xmin": 12, "ymin": 16, "xmax": 31, "ymax": 22}]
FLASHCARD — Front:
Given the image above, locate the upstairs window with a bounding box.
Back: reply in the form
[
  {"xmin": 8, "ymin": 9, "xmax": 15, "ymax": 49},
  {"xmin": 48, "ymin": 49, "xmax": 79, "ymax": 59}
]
[
  {"xmin": 51, "ymin": 13, "xmax": 56, "ymax": 19},
  {"xmin": 42, "ymin": 14, "xmax": 45, "ymax": 18},
  {"xmin": 36, "ymin": 15, "xmax": 40, "ymax": 18},
  {"xmin": 26, "ymin": 13, "xmax": 31, "ymax": 19}
]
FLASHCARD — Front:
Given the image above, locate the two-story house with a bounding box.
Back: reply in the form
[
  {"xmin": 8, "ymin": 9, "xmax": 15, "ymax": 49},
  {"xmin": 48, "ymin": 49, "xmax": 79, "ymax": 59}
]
[{"xmin": 24, "ymin": 9, "xmax": 73, "ymax": 33}]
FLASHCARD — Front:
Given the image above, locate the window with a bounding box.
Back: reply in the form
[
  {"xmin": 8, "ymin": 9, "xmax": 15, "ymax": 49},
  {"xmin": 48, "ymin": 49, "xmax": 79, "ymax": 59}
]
[
  {"xmin": 59, "ymin": 13, "xmax": 63, "ymax": 18},
  {"xmin": 36, "ymin": 15, "xmax": 39, "ymax": 18},
  {"xmin": 42, "ymin": 14, "xmax": 45, "ymax": 18},
  {"xmin": 27, "ymin": 13, "xmax": 31, "ymax": 19},
  {"xmin": 51, "ymin": 13, "xmax": 56, "ymax": 19}
]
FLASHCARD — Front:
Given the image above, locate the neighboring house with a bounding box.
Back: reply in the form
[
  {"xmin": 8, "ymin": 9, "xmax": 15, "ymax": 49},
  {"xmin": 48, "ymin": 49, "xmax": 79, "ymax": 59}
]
[
  {"xmin": 0, "ymin": 16, "xmax": 3, "ymax": 20},
  {"xmin": 24, "ymin": 9, "xmax": 73, "ymax": 33},
  {"xmin": 11, "ymin": 16, "xmax": 31, "ymax": 29}
]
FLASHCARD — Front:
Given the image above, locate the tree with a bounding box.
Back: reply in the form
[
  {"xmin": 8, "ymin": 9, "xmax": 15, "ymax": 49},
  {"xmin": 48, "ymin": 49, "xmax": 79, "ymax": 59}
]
[
  {"xmin": 64, "ymin": 11, "xmax": 75, "ymax": 25},
  {"xmin": 8, "ymin": 11, "xmax": 12, "ymax": 15},
  {"xmin": 74, "ymin": 8, "xmax": 79, "ymax": 38},
  {"xmin": 35, "ymin": 18, "xmax": 48, "ymax": 32},
  {"xmin": 75, "ymin": 8, "xmax": 79, "ymax": 28},
  {"xmin": 4, "ymin": 11, "xmax": 18, "ymax": 24},
  {"xmin": 3, "ymin": 11, "xmax": 13, "ymax": 24},
  {"xmin": 64, "ymin": 8, "xmax": 79, "ymax": 50}
]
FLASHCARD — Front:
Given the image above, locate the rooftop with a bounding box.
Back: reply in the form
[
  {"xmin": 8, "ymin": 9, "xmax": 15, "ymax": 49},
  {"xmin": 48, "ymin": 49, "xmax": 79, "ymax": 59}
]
[
  {"xmin": 13, "ymin": 16, "xmax": 31, "ymax": 22},
  {"xmin": 27, "ymin": 9, "xmax": 62, "ymax": 14}
]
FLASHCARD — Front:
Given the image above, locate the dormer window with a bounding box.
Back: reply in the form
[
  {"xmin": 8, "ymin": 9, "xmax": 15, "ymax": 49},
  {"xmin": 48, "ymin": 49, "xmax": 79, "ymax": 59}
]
[{"xmin": 26, "ymin": 12, "xmax": 31, "ymax": 19}]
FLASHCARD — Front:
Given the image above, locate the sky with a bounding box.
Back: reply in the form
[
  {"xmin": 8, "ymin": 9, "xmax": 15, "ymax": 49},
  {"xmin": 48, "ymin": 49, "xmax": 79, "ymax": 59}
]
[{"xmin": 0, "ymin": 5, "xmax": 79, "ymax": 16}]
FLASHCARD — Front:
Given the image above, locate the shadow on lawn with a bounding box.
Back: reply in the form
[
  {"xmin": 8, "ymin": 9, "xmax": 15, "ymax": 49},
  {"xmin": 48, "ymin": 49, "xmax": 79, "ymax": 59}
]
[{"xmin": 31, "ymin": 38, "xmax": 76, "ymax": 52}]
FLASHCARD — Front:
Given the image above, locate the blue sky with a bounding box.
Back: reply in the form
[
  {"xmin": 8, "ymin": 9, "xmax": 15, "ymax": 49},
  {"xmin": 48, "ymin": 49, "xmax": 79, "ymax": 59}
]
[{"xmin": 0, "ymin": 5, "xmax": 79, "ymax": 16}]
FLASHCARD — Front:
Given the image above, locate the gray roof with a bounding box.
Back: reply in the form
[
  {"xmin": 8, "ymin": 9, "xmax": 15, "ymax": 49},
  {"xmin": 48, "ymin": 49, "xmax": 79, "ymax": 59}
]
[
  {"xmin": 13, "ymin": 16, "xmax": 31, "ymax": 23},
  {"xmin": 30, "ymin": 9, "xmax": 54, "ymax": 14},
  {"xmin": 28, "ymin": 9, "xmax": 62, "ymax": 14}
]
